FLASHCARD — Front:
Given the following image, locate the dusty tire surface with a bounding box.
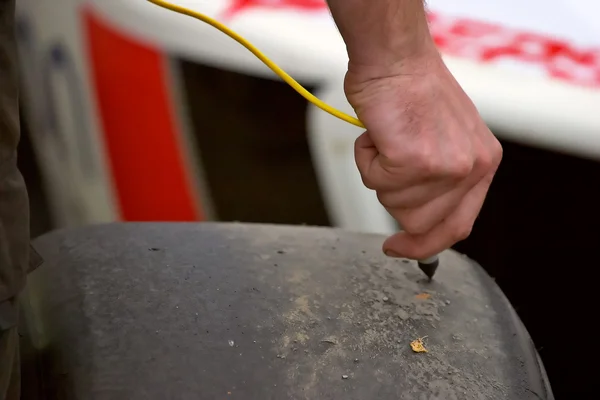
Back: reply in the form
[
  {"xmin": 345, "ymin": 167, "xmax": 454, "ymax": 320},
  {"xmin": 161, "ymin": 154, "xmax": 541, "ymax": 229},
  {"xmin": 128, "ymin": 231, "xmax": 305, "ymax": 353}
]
[{"xmin": 28, "ymin": 223, "xmax": 553, "ymax": 399}]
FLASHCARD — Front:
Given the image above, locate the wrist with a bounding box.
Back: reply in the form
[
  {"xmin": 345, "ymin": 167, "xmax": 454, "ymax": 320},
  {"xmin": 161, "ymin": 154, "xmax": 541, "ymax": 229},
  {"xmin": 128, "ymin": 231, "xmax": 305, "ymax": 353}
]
[
  {"xmin": 344, "ymin": 46, "xmax": 448, "ymax": 113},
  {"xmin": 346, "ymin": 39, "xmax": 441, "ymax": 86},
  {"xmin": 343, "ymin": 8, "xmax": 437, "ymax": 77}
]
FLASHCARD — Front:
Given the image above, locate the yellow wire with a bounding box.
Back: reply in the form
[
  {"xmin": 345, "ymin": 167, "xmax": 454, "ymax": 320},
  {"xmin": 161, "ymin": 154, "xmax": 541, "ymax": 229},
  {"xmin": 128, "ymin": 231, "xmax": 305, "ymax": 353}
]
[{"xmin": 146, "ymin": 0, "xmax": 365, "ymax": 129}]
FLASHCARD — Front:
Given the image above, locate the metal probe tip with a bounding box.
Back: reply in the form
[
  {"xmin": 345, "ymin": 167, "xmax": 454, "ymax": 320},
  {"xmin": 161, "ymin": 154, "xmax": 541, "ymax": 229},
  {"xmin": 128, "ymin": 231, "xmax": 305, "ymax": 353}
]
[{"xmin": 417, "ymin": 255, "xmax": 439, "ymax": 281}]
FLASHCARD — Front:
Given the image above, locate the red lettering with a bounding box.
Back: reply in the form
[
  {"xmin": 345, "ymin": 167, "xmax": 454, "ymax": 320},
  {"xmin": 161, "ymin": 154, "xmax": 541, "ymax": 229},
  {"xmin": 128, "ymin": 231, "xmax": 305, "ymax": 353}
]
[
  {"xmin": 428, "ymin": 13, "xmax": 600, "ymax": 87},
  {"xmin": 449, "ymin": 19, "xmax": 500, "ymax": 39},
  {"xmin": 221, "ymin": 3, "xmax": 600, "ymax": 87},
  {"xmin": 224, "ymin": 0, "xmax": 326, "ymax": 18}
]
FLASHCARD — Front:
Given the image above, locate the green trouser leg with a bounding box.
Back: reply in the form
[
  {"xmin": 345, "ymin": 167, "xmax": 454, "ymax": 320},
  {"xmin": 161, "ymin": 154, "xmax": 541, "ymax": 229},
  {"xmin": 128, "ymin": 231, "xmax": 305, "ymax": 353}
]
[
  {"xmin": 0, "ymin": 325, "xmax": 20, "ymax": 399},
  {"xmin": 1, "ymin": 0, "xmax": 32, "ymax": 397}
]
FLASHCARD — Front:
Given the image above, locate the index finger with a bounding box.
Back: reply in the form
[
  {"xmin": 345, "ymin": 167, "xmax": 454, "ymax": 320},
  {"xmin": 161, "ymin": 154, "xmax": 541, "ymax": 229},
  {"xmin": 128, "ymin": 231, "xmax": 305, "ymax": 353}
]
[
  {"xmin": 382, "ymin": 172, "xmax": 494, "ymax": 259},
  {"xmin": 355, "ymin": 131, "xmax": 435, "ymax": 191}
]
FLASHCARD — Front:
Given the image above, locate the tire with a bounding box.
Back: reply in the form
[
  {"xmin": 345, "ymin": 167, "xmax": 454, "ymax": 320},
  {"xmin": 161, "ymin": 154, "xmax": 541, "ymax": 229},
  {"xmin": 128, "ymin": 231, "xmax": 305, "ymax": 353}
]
[{"xmin": 26, "ymin": 223, "xmax": 554, "ymax": 399}]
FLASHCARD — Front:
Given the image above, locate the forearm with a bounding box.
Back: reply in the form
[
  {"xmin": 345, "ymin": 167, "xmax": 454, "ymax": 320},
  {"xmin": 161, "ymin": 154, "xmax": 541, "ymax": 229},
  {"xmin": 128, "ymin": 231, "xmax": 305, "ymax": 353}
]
[{"xmin": 326, "ymin": 0, "xmax": 435, "ymax": 70}]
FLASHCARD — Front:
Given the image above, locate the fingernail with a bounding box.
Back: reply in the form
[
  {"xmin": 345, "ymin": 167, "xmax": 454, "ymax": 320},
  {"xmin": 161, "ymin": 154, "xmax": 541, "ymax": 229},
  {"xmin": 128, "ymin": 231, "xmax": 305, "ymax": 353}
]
[{"xmin": 385, "ymin": 250, "xmax": 403, "ymax": 258}]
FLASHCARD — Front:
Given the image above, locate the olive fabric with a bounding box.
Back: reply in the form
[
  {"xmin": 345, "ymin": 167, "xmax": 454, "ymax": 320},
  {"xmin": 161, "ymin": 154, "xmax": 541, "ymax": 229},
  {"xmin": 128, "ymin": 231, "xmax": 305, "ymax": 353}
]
[{"xmin": 1, "ymin": 0, "xmax": 31, "ymax": 398}]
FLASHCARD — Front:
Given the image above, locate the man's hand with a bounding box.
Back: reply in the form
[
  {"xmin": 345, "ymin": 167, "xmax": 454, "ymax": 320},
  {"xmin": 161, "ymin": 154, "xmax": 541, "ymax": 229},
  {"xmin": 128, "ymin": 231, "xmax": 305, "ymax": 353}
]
[
  {"xmin": 327, "ymin": 0, "xmax": 502, "ymax": 259},
  {"xmin": 346, "ymin": 52, "xmax": 502, "ymax": 260}
]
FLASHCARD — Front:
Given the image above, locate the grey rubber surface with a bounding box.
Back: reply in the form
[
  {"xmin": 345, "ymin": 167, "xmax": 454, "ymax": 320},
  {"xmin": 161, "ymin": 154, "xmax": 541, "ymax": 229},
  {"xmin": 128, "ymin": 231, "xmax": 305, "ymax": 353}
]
[{"xmin": 26, "ymin": 223, "xmax": 553, "ymax": 399}]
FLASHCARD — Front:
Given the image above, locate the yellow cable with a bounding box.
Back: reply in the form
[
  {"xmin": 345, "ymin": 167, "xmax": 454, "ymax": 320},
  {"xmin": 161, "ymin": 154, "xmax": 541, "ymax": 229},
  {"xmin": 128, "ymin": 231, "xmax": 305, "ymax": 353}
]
[{"xmin": 146, "ymin": 0, "xmax": 365, "ymax": 129}]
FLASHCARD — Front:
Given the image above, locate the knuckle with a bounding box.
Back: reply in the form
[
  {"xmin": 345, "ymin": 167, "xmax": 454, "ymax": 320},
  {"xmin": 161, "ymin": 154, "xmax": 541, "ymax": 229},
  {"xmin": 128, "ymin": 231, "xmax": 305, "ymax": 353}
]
[
  {"xmin": 475, "ymin": 151, "xmax": 494, "ymax": 173},
  {"xmin": 413, "ymin": 152, "xmax": 443, "ymax": 176},
  {"xmin": 480, "ymin": 138, "xmax": 503, "ymax": 172},
  {"xmin": 360, "ymin": 173, "xmax": 377, "ymax": 190},
  {"xmin": 376, "ymin": 191, "xmax": 392, "ymax": 208},
  {"xmin": 356, "ymin": 164, "xmax": 377, "ymax": 190},
  {"xmin": 410, "ymin": 145, "xmax": 473, "ymax": 179},
  {"xmin": 453, "ymin": 223, "xmax": 473, "ymax": 242},
  {"xmin": 399, "ymin": 215, "xmax": 430, "ymax": 236},
  {"xmin": 492, "ymin": 139, "xmax": 504, "ymax": 165},
  {"xmin": 450, "ymin": 156, "xmax": 473, "ymax": 179},
  {"xmin": 381, "ymin": 146, "xmax": 405, "ymax": 164}
]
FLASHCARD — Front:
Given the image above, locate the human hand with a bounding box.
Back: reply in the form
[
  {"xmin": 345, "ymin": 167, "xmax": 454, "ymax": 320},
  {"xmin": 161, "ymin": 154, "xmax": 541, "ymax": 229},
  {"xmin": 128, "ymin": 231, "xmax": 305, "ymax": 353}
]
[{"xmin": 345, "ymin": 51, "xmax": 502, "ymax": 260}]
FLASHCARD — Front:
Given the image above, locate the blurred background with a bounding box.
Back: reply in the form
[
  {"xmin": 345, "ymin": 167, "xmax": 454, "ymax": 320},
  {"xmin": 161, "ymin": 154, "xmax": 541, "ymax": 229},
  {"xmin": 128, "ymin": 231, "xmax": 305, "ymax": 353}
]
[{"xmin": 15, "ymin": 0, "xmax": 600, "ymax": 398}]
